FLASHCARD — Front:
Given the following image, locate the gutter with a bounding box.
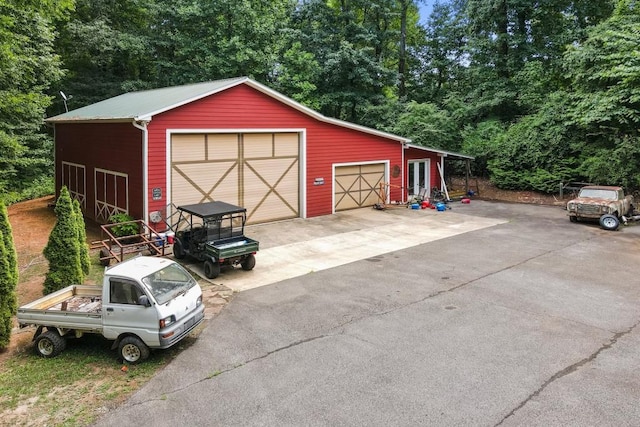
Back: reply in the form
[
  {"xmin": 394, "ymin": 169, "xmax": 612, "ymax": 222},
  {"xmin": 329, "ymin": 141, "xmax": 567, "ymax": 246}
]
[{"xmin": 132, "ymin": 119, "xmax": 150, "ymax": 223}]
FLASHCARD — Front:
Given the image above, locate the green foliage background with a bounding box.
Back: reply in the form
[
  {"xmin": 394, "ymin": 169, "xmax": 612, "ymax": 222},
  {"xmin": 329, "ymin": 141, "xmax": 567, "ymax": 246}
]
[{"xmin": 1, "ymin": 0, "xmax": 638, "ymax": 203}]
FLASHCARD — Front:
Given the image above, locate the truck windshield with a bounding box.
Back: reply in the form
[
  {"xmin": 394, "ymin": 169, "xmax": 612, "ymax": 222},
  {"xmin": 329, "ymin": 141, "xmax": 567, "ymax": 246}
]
[
  {"xmin": 578, "ymin": 189, "xmax": 617, "ymax": 200},
  {"xmin": 141, "ymin": 263, "xmax": 197, "ymax": 305}
]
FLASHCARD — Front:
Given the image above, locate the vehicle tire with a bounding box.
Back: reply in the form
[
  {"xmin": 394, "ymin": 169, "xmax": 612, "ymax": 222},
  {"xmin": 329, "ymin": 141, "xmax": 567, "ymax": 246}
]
[
  {"xmin": 203, "ymin": 259, "xmax": 220, "ymax": 279},
  {"xmin": 569, "ymin": 216, "xmax": 578, "ymax": 223},
  {"xmin": 34, "ymin": 330, "xmax": 66, "ymax": 358},
  {"xmin": 241, "ymin": 254, "xmax": 256, "ymax": 271},
  {"xmin": 173, "ymin": 238, "xmax": 185, "ymax": 259},
  {"xmin": 99, "ymin": 248, "xmax": 111, "ymax": 266},
  {"xmin": 118, "ymin": 336, "xmax": 150, "ymax": 364},
  {"xmin": 599, "ymin": 214, "xmax": 620, "ymax": 231}
]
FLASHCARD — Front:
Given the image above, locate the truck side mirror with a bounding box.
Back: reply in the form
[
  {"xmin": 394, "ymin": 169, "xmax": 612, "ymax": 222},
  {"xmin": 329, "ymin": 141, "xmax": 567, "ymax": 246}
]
[{"xmin": 138, "ymin": 295, "xmax": 151, "ymax": 307}]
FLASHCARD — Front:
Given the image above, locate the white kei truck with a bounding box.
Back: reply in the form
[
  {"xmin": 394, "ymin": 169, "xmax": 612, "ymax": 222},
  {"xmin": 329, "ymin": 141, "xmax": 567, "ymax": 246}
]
[{"xmin": 17, "ymin": 256, "xmax": 205, "ymax": 364}]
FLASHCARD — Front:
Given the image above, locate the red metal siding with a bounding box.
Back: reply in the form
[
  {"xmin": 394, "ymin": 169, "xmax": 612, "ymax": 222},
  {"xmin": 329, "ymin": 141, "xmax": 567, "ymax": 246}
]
[
  {"xmin": 404, "ymin": 148, "xmax": 442, "ymax": 191},
  {"xmin": 55, "ymin": 123, "xmax": 144, "ymax": 222},
  {"xmin": 147, "ymin": 84, "xmax": 404, "ymax": 218}
]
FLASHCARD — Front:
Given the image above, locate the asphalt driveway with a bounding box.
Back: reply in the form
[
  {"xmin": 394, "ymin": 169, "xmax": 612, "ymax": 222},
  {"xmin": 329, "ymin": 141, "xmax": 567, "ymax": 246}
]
[{"xmin": 95, "ymin": 201, "xmax": 640, "ymax": 426}]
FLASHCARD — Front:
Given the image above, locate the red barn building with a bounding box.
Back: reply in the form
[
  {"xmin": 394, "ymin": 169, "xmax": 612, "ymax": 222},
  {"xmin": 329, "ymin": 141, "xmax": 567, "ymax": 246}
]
[{"xmin": 47, "ymin": 77, "xmax": 472, "ymax": 225}]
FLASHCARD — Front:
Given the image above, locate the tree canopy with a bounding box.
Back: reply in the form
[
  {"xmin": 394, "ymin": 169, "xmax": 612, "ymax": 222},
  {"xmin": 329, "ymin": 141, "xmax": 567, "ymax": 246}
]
[{"xmin": 0, "ymin": 0, "xmax": 637, "ymax": 202}]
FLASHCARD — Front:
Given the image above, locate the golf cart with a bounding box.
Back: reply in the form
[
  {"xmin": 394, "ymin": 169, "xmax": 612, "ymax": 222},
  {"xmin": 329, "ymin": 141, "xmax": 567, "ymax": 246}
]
[{"xmin": 171, "ymin": 201, "xmax": 259, "ymax": 279}]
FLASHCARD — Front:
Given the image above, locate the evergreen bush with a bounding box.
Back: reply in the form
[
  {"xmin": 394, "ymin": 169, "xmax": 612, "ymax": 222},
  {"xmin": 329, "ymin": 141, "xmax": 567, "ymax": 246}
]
[
  {"xmin": 0, "ymin": 200, "xmax": 18, "ymax": 349},
  {"xmin": 74, "ymin": 199, "xmax": 91, "ymax": 276},
  {"xmin": 0, "ymin": 233, "xmax": 14, "ymax": 349},
  {"xmin": 43, "ymin": 187, "xmax": 84, "ymax": 295}
]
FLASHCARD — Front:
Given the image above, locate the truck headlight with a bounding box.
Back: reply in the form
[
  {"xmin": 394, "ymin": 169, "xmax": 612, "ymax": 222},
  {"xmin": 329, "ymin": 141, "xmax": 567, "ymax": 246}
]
[
  {"xmin": 159, "ymin": 315, "xmax": 176, "ymax": 328},
  {"xmin": 601, "ymin": 206, "xmax": 609, "ymax": 213},
  {"xmin": 567, "ymin": 203, "xmax": 575, "ymax": 211},
  {"xmin": 196, "ymin": 295, "xmax": 202, "ymax": 307}
]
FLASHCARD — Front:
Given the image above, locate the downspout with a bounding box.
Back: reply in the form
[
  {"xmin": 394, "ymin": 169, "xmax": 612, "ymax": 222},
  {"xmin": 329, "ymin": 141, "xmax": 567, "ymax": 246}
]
[{"xmin": 132, "ymin": 119, "xmax": 150, "ymax": 223}]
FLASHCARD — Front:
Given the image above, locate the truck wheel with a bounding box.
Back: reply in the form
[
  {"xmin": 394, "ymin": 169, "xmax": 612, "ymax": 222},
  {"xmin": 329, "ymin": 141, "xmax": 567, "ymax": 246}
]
[
  {"xmin": 569, "ymin": 216, "xmax": 577, "ymax": 223},
  {"xmin": 34, "ymin": 330, "xmax": 66, "ymax": 358},
  {"xmin": 99, "ymin": 248, "xmax": 111, "ymax": 266},
  {"xmin": 599, "ymin": 214, "xmax": 620, "ymax": 231},
  {"xmin": 241, "ymin": 254, "xmax": 256, "ymax": 271},
  {"xmin": 203, "ymin": 259, "xmax": 220, "ymax": 279},
  {"xmin": 118, "ymin": 336, "xmax": 150, "ymax": 364},
  {"xmin": 173, "ymin": 238, "xmax": 185, "ymax": 259}
]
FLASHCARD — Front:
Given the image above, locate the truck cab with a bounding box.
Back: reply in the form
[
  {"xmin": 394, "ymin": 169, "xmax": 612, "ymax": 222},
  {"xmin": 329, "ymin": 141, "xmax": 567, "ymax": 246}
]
[
  {"xmin": 102, "ymin": 257, "xmax": 204, "ymax": 350},
  {"xmin": 566, "ymin": 185, "xmax": 634, "ymax": 230},
  {"xmin": 17, "ymin": 257, "xmax": 205, "ymax": 363}
]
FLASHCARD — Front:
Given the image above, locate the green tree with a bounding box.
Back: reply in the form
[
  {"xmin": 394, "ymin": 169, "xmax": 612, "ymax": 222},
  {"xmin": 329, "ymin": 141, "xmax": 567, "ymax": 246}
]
[
  {"xmin": 149, "ymin": 0, "xmax": 294, "ymax": 87},
  {"xmin": 565, "ymin": 0, "xmax": 640, "ymax": 189},
  {"xmin": 0, "ymin": 0, "xmax": 72, "ymax": 203},
  {"xmin": 0, "ymin": 231, "xmax": 14, "ymax": 349},
  {"xmin": 0, "ymin": 199, "xmax": 18, "ymax": 350},
  {"xmin": 73, "ymin": 199, "xmax": 90, "ymax": 276},
  {"xmin": 0, "ymin": 200, "xmax": 18, "ymax": 286},
  {"xmin": 43, "ymin": 187, "xmax": 84, "ymax": 295},
  {"xmin": 54, "ymin": 0, "xmax": 157, "ymax": 110},
  {"xmin": 392, "ymin": 101, "xmax": 460, "ymax": 150}
]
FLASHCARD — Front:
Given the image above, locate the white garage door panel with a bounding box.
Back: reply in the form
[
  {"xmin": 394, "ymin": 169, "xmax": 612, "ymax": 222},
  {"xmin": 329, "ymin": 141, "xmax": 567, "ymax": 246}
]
[
  {"xmin": 171, "ymin": 132, "xmax": 299, "ymax": 224},
  {"xmin": 335, "ymin": 164, "xmax": 385, "ymax": 212},
  {"xmin": 172, "ymin": 162, "xmax": 239, "ymax": 207},
  {"xmin": 274, "ymin": 133, "xmax": 299, "ymax": 156},
  {"xmin": 243, "ymin": 134, "xmax": 274, "ymax": 158},
  {"xmin": 172, "ymin": 135, "xmax": 206, "ymax": 161},
  {"xmin": 207, "ymin": 134, "xmax": 239, "ymax": 158}
]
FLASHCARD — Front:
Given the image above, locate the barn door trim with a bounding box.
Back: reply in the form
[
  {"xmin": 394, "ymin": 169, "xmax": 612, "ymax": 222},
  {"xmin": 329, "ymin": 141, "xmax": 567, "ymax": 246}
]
[
  {"xmin": 61, "ymin": 161, "xmax": 86, "ymax": 209},
  {"xmin": 94, "ymin": 168, "xmax": 129, "ymax": 222}
]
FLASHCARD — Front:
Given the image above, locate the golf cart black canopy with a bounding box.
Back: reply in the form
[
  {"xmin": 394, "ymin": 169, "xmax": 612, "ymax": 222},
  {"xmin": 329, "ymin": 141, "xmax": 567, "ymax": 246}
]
[{"xmin": 177, "ymin": 201, "xmax": 247, "ymax": 218}]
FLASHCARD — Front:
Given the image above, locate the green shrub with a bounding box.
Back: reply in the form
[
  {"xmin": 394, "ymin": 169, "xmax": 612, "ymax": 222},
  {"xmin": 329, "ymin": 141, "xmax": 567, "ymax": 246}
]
[
  {"xmin": 43, "ymin": 187, "xmax": 84, "ymax": 294},
  {"xmin": 107, "ymin": 213, "xmax": 138, "ymax": 237}
]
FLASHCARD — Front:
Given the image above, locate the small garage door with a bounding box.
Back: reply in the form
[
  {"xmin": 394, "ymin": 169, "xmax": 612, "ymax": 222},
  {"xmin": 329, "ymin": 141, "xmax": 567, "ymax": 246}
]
[
  {"xmin": 334, "ymin": 163, "xmax": 385, "ymax": 211},
  {"xmin": 171, "ymin": 133, "xmax": 299, "ymax": 224}
]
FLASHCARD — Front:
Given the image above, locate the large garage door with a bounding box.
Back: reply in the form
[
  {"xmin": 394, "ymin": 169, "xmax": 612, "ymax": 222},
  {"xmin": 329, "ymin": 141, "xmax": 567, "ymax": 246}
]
[
  {"xmin": 334, "ymin": 163, "xmax": 385, "ymax": 211},
  {"xmin": 171, "ymin": 133, "xmax": 299, "ymax": 224}
]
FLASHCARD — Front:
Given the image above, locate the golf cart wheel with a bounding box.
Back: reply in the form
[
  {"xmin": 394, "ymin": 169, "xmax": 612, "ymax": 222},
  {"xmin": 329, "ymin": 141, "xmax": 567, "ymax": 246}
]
[
  {"xmin": 99, "ymin": 248, "xmax": 111, "ymax": 266},
  {"xmin": 241, "ymin": 254, "xmax": 256, "ymax": 271},
  {"xmin": 118, "ymin": 336, "xmax": 150, "ymax": 364},
  {"xmin": 173, "ymin": 238, "xmax": 185, "ymax": 259},
  {"xmin": 34, "ymin": 330, "xmax": 66, "ymax": 358},
  {"xmin": 599, "ymin": 214, "xmax": 620, "ymax": 231},
  {"xmin": 203, "ymin": 259, "xmax": 220, "ymax": 279}
]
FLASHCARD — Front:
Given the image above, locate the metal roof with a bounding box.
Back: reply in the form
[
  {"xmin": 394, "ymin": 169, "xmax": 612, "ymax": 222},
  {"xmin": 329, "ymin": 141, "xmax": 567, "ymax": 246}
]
[
  {"xmin": 177, "ymin": 201, "xmax": 246, "ymax": 218},
  {"xmin": 404, "ymin": 143, "xmax": 475, "ymax": 160},
  {"xmin": 45, "ymin": 77, "xmax": 411, "ymax": 143},
  {"xmin": 46, "ymin": 77, "xmax": 248, "ymax": 123}
]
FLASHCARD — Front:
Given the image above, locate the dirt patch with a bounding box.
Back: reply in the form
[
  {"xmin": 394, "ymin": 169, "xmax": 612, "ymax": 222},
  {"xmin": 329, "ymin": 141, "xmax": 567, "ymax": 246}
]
[
  {"xmin": 9, "ymin": 196, "xmax": 57, "ymax": 306},
  {"xmin": 450, "ymin": 177, "xmax": 567, "ymax": 206}
]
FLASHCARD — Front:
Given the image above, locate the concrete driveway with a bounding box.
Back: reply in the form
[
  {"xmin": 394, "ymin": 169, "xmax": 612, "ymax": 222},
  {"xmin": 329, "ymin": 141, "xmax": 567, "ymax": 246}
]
[
  {"xmin": 95, "ymin": 201, "xmax": 640, "ymax": 426},
  {"xmin": 187, "ymin": 204, "xmax": 506, "ymax": 292}
]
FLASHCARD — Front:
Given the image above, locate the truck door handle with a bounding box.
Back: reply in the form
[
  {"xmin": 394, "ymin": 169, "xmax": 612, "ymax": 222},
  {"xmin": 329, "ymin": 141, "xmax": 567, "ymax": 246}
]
[{"xmin": 106, "ymin": 308, "xmax": 113, "ymax": 312}]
